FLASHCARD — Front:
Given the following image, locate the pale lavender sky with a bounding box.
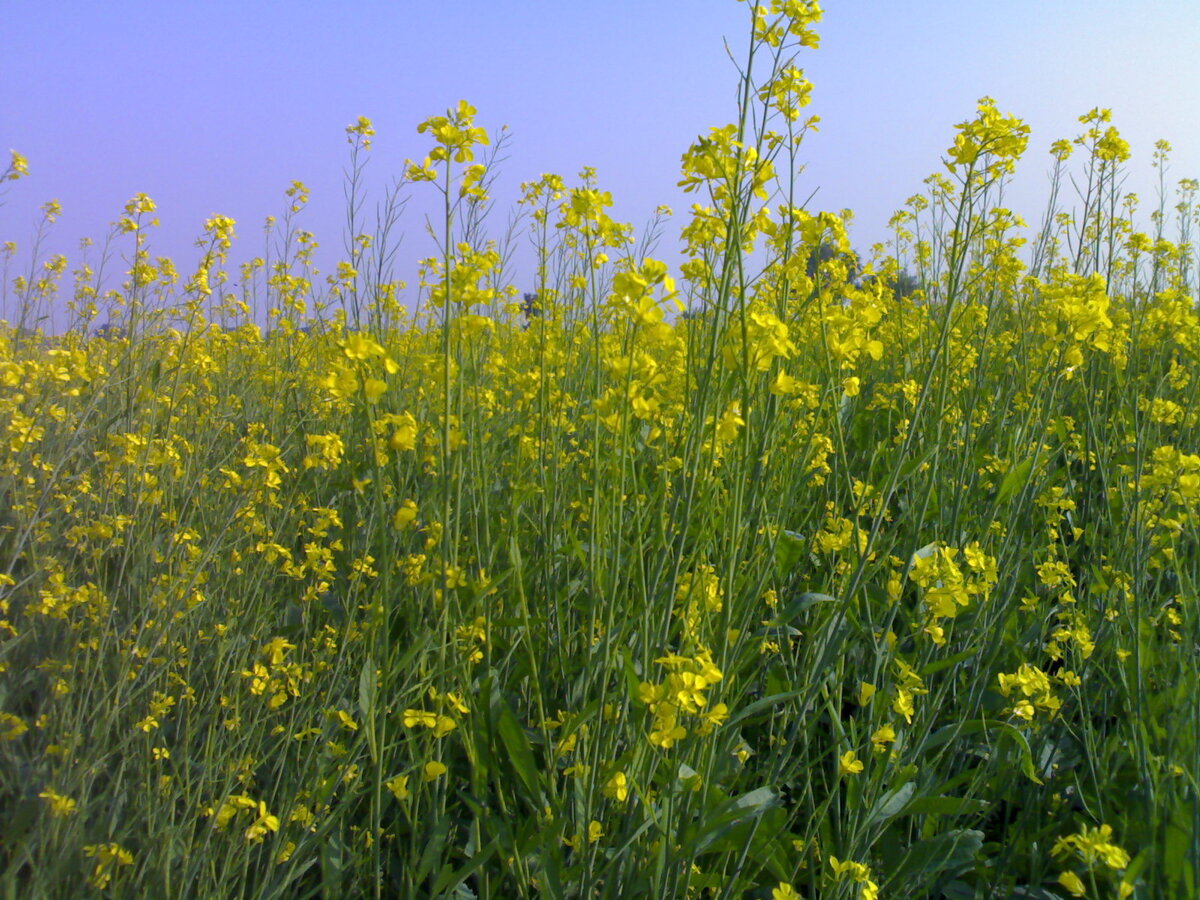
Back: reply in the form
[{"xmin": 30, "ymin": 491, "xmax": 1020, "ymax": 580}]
[{"xmin": 4, "ymin": 1, "xmax": 1199, "ymax": 323}]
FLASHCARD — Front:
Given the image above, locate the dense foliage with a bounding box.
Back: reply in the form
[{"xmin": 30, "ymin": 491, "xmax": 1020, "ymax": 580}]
[{"xmin": 2, "ymin": 3, "xmax": 1199, "ymax": 897}]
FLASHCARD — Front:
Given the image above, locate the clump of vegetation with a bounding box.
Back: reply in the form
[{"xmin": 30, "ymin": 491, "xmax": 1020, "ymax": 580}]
[{"xmin": 2, "ymin": 2, "xmax": 1199, "ymax": 898}]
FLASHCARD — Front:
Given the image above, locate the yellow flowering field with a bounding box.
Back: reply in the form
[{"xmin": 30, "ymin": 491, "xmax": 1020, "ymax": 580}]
[{"xmin": 2, "ymin": 3, "xmax": 1199, "ymax": 898}]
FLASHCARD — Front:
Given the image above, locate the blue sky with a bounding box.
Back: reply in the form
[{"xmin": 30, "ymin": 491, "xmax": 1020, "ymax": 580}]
[{"xmin": 4, "ymin": 1, "xmax": 1199, "ymax": 321}]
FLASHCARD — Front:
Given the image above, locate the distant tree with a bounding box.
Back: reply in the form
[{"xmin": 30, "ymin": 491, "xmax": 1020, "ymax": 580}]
[
  {"xmin": 855, "ymin": 266, "xmax": 922, "ymax": 301},
  {"xmin": 805, "ymin": 239, "xmax": 862, "ymax": 284},
  {"xmin": 520, "ymin": 292, "xmax": 541, "ymax": 327},
  {"xmin": 92, "ymin": 322, "xmax": 127, "ymax": 340},
  {"xmin": 889, "ymin": 268, "xmax": 921, "ymax": 300}
]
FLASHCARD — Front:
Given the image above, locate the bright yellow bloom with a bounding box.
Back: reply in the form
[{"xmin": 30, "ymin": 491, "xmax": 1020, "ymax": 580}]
[
  {"xmin": 404, "ymin": 709, "xmax": 437, "ymax": 728},
  {"xmin": 330, "ymin": 709, "xmax": 358, "ymax": 731},
  {"xmin": 386, "ymin": 775, "xmax": 410, "ymax": 801},
  {"xmin": 649, "ymin": 717, "xmax": 687, "ymax": 749},
  {"xmin": 1057, "ymin": 871, "xmax": 1086, "ymax": 897},
  {"xmin": 393, "ymin": 499, "xmax": 419, "ymax": 528},
  {"xmin": 7, "ymin": 150, "xmax": 30, "ymax": 180},
  {"xmin": 83, "ymin": 843, "xmax": 133, "ymax": 890},
  {"xmin": 871, "ymin": 724, "xmax": 896, "ymax": 752},
  {"xmin": 0, "ymin": 712, "xmax": 27, "ymax": 740},
  {"xmin": 1052, "ymin": 823, "xmax": 1130, "ymax": 870},
  {"xmin": 388, "ymin": 412, "xmax": 419, "ymax": 451},
  {"xmin": 839, "ymin": 750, "xmax": 864, "ymax": 775},
  {"xmin": 603, "ymin": 772, "xmax": 629, "ymax": 803},
  {"xmin": 363, "ymin": 377, "xmax": 388, "ymax": 403},
  {"xmin": 39, "ymin": 789, "xmax": 77, "ymax": 817},
  {"xmin": 245, "ymin": 801, "xmax": 280, "ymax": 843}
]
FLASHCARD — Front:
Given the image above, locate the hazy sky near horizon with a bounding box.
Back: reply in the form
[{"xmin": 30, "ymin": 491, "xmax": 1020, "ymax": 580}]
[{"xmin": 4, "ymin": 1, "xmax": 1200, "ymax": 321}]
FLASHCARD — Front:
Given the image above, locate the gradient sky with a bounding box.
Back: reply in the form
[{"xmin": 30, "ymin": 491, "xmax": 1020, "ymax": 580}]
[{"xmin": 4, "ymin": 1, "xmax": 1199, "ymax": 323}]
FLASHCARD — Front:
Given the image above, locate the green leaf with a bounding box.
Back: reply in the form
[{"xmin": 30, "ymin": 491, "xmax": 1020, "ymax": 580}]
[
  {"xmin": 688, "ymin": 786, "xmax": 789, "ymax": 881},
  {"xmin": 997, "ymin": 457, "xmax": 1034, "ymax": 505},
  {"xmin": 494, "ymin": 696, "xmax": 543, "ymax": 804},
  {"xmin": 901, "ymin": 796, "xmax": 990, "ymax": 817},
  {"xmin": 1007, "ymin": 887, "xmax": 1064, "ymax": 899},
  {"xmin": 917, "ymin": 647, "xmax": 977, "ymax": 677},
  {"xmin": 870, "ymin": 781, "xmax": 916, "ymax": 822},
  {"xmin": 320, "ymin": 830, "xmax": 350, "ymax": 899},
  {"xmin": 924, "ymin": 718, "xmax": 1043, "ymax": 784},
  {"xmin": 1121, "ymin": 847, "xmax": 1151, "ymax": 892},
  {"xmin": 734, "ymin": 786, "xmax": 778, "ymax": 812},
  {"xmin": 893, "ymin": 828, "xmax": 983, "ymax": 879},
  {"xmin": 774, "ymin": 529, "xmax": 807, "ymax": 576},
  {"xmin": 414, "ymin": 814, "xmax": 452, "ymax": 885},
  {"xmin": 357, "ymin": 656, "xmax": 375, "ymax": 721},
  {"xmin": 358, "ymin": 657, "xmax": 378, "ymax": 762},
  {"xmin": 430, "ymin": 834, "xmax": 499, "ymax": 896},
  {"xmin": 940, "ymin": 880, "xmax": 976, "ymax": 900},
  {"xmin": 770, "ymin": 591, "xmax": 837, "ymax": 625},
  {"xmin": 911, "ymin": 541, "xmax": 940, "ymax": 562},
  {"xmin": 723, "ymin": 689, "xmax": 806, "ymax": 729},
  {"xmin": 621, "ymin": 647, "xmax": 642, "ymax": 698}
]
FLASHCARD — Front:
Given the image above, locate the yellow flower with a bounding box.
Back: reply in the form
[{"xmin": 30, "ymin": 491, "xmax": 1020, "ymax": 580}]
[
  {"xmin": 830, "ymin": 856, "xmax": 868, "ymax": 878},
  {"xmin": 714, "ymin": 402, "xmax": 745, "ymax": 444},
  {"xmin": 870, "ymin": 724, "xmax": 896, "ymax": 752},
  {"xmin": 342, "ymin": 333, "xmax": 384, "ymax": 360},
  {"xmin": 7, "ymin": 150, "xmax": 30, "ymax": 180},
  {"xmin": 0, "ymin": 712, "xmax": 27, "ymax": 740},
  {"xmin": 857, "ymin": 681, "xmax": 876, "ymax": 706},
  {"xmin": 83, "ymin": 843, "xmax": 133, "ymax": 890},
  {"xmin": 386, "ymin": 775, "xmax": 410, "ymax": 801},
  {"xmin": 1053, "ymin": 823, "xmax": 1130, "ymax": 871},
  {"xmin": 403, "ymin": 709, "xmax": 437, "ymax": 728},
  {"xmin": 423, "ymin": 761, "xmax": 447, "ymax": 782},
  {"xmin": 330, "ymin": 709, "xmax": 358, "ymax": 731},
  {"xmin": 839, "ymin": 750, "xmax": 864, "ymax": 775},
  {"xmin": 38, "ymin": 789, "xmax": 77, "ymax": 817},
  {"xmin": 363, "ymin": 377, "xmax": 388, "ymax": 403},
  {"xmin": 649, "ymin": 715, "xmax": 687, "ymax": 749},
  {"xmin": 770, "ymin": 369, "xmax": 800, "ymax": 395},
  {"xmin": 603, "ymin": 772, "xmax": 629, "ymax": 803},
  {"xmin": 697, "ymin": 701, "xmax": 729, "ymax": 734},
  {"xmin": 772, "ymin": 883, "xmax": 801, "ymax": 900},
  {"xmin": 1057, "ymin": 870, "xmax": 1086, "ymax": 897},
  {"xmin": 245, "ymin": 801, "xmax": 280, "ymax": 843},
  {"xmin": 392, "ymin": 499, "xmax": 419, "ymax": 528},
  {"xmin": 346, "ymin": 115, "xmax": 375, "ymax": 139}
]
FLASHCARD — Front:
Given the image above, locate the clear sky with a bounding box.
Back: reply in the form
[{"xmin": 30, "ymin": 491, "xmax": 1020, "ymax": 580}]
[{"xmin": 4, "ymin": 1, "xmax": 1199, "ymax": 322}]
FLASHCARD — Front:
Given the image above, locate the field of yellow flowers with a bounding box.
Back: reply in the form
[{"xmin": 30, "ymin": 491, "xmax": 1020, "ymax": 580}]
[{"xmin": 2, "ymin": 4, "xmax": 1199, "ymax": 898}]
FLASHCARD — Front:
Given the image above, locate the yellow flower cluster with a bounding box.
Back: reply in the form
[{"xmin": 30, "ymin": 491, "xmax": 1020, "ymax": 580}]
[{"xmin": 638, "ymin": 652, "xmax": 727, "ymax": 748}]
